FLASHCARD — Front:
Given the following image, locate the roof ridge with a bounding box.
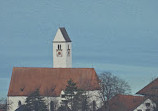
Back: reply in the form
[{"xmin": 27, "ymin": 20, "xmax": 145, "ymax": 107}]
[
  {"xmin": 13, "ymin": 67, "xmax": 95, "ymax": 69},
  {"xmin": 136, "ymin": 78, "xmax": 158, "ymax": 95}
]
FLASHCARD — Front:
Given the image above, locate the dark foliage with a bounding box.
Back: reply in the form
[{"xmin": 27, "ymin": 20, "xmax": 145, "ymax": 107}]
[
  {"xmin": 24, "ymin": 89, "xmax": 48, "ymax": 111},
  {"xmin": 59, "ymin": 79, "xmax": 90, "ymax": 111},
  {"xmin": 57, "ymin": 105, "xmax": 71, "ymax": 111},
  {"xmin": 65, "ymin": 79, "xmax": 78, "ymax": 95},
  {"xmin": 0, "ymin": 98, "xmax": 7, "ymax": 111}
]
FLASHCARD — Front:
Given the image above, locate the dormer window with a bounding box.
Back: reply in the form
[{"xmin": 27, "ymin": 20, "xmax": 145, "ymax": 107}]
[{"xmin": 20, "ymin": 87, "xmax": 24, "ymax": 92}]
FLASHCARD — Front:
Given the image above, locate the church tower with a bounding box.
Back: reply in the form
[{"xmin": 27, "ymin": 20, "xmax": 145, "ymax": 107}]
[{"xmin": 53, "ymin": 27, "xmax": 72, "ymax": 68}]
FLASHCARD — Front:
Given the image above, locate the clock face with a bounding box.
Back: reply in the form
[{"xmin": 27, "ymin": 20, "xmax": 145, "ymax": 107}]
[
  {"xmin": 58, "ymin": 52, "xmax": 61, "ymax": 55},
  {"xmin": 56, "ymin": 49, "xmax": 62, "ymax": 57}
]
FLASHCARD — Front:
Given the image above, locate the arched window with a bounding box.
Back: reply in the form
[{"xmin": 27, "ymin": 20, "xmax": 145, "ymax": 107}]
[
  {"xmin": 92, "ymin": 101, "xmax": 96, "ymax": 111},
  {"xmin": 18, "ymin": 101, "xmax": 21, "ymax": 107},
  {"xmin": 68, "ymin": 45, "xmax": 70, "ymax": 50},
  {"xmin": 58, "ymin": 45, "xmax": 60, "ymax": 50},
  {"xmin": 50, "ymin": 101, "xmax": 54, "ymax": 111},
  {"xmin": 60, "ymin": 45, "xmax": 61, "ymax": 50}
]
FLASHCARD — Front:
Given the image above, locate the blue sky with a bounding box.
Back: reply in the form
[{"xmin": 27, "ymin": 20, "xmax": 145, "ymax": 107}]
[{"xmin": 0, "ymin": 0, "xmax": 158, "ymax": 97}]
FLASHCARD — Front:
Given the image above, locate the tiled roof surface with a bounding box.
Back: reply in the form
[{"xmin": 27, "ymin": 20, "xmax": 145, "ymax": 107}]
[
  {"xmin": 109, "ymin": 94, "xmax": 145, "ymax": 111},
  {"xmin": 59, "ymin": 27, "xmax": 71, "ymax": 42},
  {"xmin": 8, "ymin": 67, "xmax": 100, "ymax": 96},
  {"xmin": 136, "ymin": 78, "xmax": 158, "ymax": 96}
]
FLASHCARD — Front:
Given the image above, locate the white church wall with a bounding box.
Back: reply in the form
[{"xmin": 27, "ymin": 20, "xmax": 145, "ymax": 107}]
[
  {"xmin": 134, "ymin": 99, "xmax": 156, "ymax": 111},
  {"xmin": 53, "ymin": 29, "xmax": 66, "ymax": 42},
  {"xmin": 7, "ymin": 96, "xmax": 27, "ymax": 111},
  {"xmin": 7, "ymin": 90, "xmax": 102, "ymax": 111},
  {"xmin": 60, "ymin": 90, "xmax": 102, "ymax": 109},
  {"xmin": 44, "ymin": 96, "xmax": 62, "ymax": 111},
  {"xmin": 87, "ymin": 90, "xmax": 103, "ymax": 109},
  {"xmin": 7, "ymin": 96, "xmax": 60, "ymax": 111},
  {"xmin": 53, "ymin": 42, "xmax": 72, "ymax": 68}
]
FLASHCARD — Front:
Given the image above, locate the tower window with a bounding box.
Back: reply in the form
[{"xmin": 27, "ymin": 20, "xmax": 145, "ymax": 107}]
[
  {"xmin": 68, "ymin": 45, "xmax": 70, "ymax": 50},
  {"xmin": 60, "ymin": 45, "xmax": 61, "ymax": 49},
  {"xmin": 18, "ymin": 101, "xmax": 21, "ymax": 107},
  {"xmin": 58, "ymin": 44, "xmax": 62, "ymax": 50},
  {"xmin": 58, "ymin": 45, "xmax": 60, "ymax": 50}
]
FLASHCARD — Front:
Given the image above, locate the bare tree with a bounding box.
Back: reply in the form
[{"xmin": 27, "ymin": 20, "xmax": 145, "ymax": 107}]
[
  {"xmin": 0, "ymin": 98, "xmax": 7, "ymax": 111},
  {"xmin": 99, "ymin": 72, "xmax": 131, "ymax": 111}
]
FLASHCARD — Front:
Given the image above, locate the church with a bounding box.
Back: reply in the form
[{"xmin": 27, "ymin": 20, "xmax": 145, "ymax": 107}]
[{"xmin": 7, "ymin": 28, "xmax": 102, "ymax": 111}]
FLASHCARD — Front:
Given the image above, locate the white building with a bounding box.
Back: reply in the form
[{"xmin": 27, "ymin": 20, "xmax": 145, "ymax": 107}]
[
  {"xmin": 7, "ymin": 27, "xmax": 102, "ymax": 111},
  {"xmin": 134, "ymin": 98, "xmax": 156, "ymax": 111},
  {"xmin": 103, "ymin": 94, "xmax": 156, "ymax": 111}
]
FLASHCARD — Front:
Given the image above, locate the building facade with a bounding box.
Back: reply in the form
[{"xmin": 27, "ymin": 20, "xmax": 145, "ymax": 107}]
[
  {"xmin": 106, "ymin": 94, "xmax": 156, "ymax": 111},
  {"xmin": 7, "ymin": 28, "xmax": 102, "ymax": 111},
  {"xmin": 53, "ymin": 28, "xmax": 72, "ymax": 68}
]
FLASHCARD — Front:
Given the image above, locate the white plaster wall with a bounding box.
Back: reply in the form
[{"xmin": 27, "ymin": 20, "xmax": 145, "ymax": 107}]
[
  {"xmin": 53, "ymin": 29, "xmax": 66, "ymax": 42},
  {"xmin": 7, "ymin": 96, "xmax": 60, "ymax": 111},
  {"xmin": 53, "ymin": 42, "xmax": 72, "ymax": 68},
  {"xmin": 134, "ymin": 99, "xmax": 156, "ymax": 111},
  {"xmin": 44, "ymin": 96, "xmax": 62, "ymax": 111},
  {"xmin": 60, "ymin": 90, "xmax": 102, "ymax": 109},
  {"xmin": 7, "ymin": 90, "xmax": 102, "ymax": 111},
  {"xmin": 7, "ymin": 96, "xmax": 27, "ymax": 111},
  {"xmin": 86, "ymin": 90, "xmax": 103, "ymax": 109}
]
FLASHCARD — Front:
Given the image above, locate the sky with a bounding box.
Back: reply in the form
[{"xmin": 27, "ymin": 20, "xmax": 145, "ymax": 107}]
[{"xmin": 0, "ymin": 0, "xmax": 158, "ymax": 98}]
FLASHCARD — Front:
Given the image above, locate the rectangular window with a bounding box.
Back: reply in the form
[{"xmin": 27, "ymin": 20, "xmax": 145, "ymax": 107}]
[
  {"xmin": 146, "ymin": 103, "xmax": 150, "ymax": 107},
  {"xmin": 61, "ymin": 95, "xmax": 65, "ymax": 98}
]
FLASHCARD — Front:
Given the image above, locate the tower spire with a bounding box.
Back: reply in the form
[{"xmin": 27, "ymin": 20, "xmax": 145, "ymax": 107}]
[{"xmin": 53, "ymin": 27, "xmax": 72, "ymax": 68}]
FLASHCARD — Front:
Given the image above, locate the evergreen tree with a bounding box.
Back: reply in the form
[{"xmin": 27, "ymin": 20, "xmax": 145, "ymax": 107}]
[
  {"xmin": 72, "ymin": 90, "xmax": 83, "ymax": 111},
  {"xmin": 72, "ymin": 89, "xmax": 89, "ymax": 111},
  {"xmin": 25, "ymin": 89, "xmax": 48, "ymax": 111},
  {"xmin": 63, "ymin": 79, "xmax": 90, "ymax": 111},
  {"xmin": 64, "ymin": 79, "xmax": 77, "ymax": 109},
  {"xmin": 65, "ymin": 79, "xmax": 78, "ymax": 95}
]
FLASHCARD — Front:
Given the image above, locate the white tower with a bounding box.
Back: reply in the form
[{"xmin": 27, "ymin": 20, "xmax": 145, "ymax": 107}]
[{"xmin": 53, "ymin": 27, "xmax": 72, "ymax": 68}]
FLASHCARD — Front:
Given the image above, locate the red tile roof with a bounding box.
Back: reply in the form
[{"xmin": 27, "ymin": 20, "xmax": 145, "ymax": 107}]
[
  {"xmin": 8, "ymin": 67, "xmax": 100, "ymax": 96},
  {"xmin": 136, "ymin": 78, "xmax": 158, "ymax": 96},
  {"xmin": 109, "ymin": 94, "xmax": 145, "ymax": 111}
]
